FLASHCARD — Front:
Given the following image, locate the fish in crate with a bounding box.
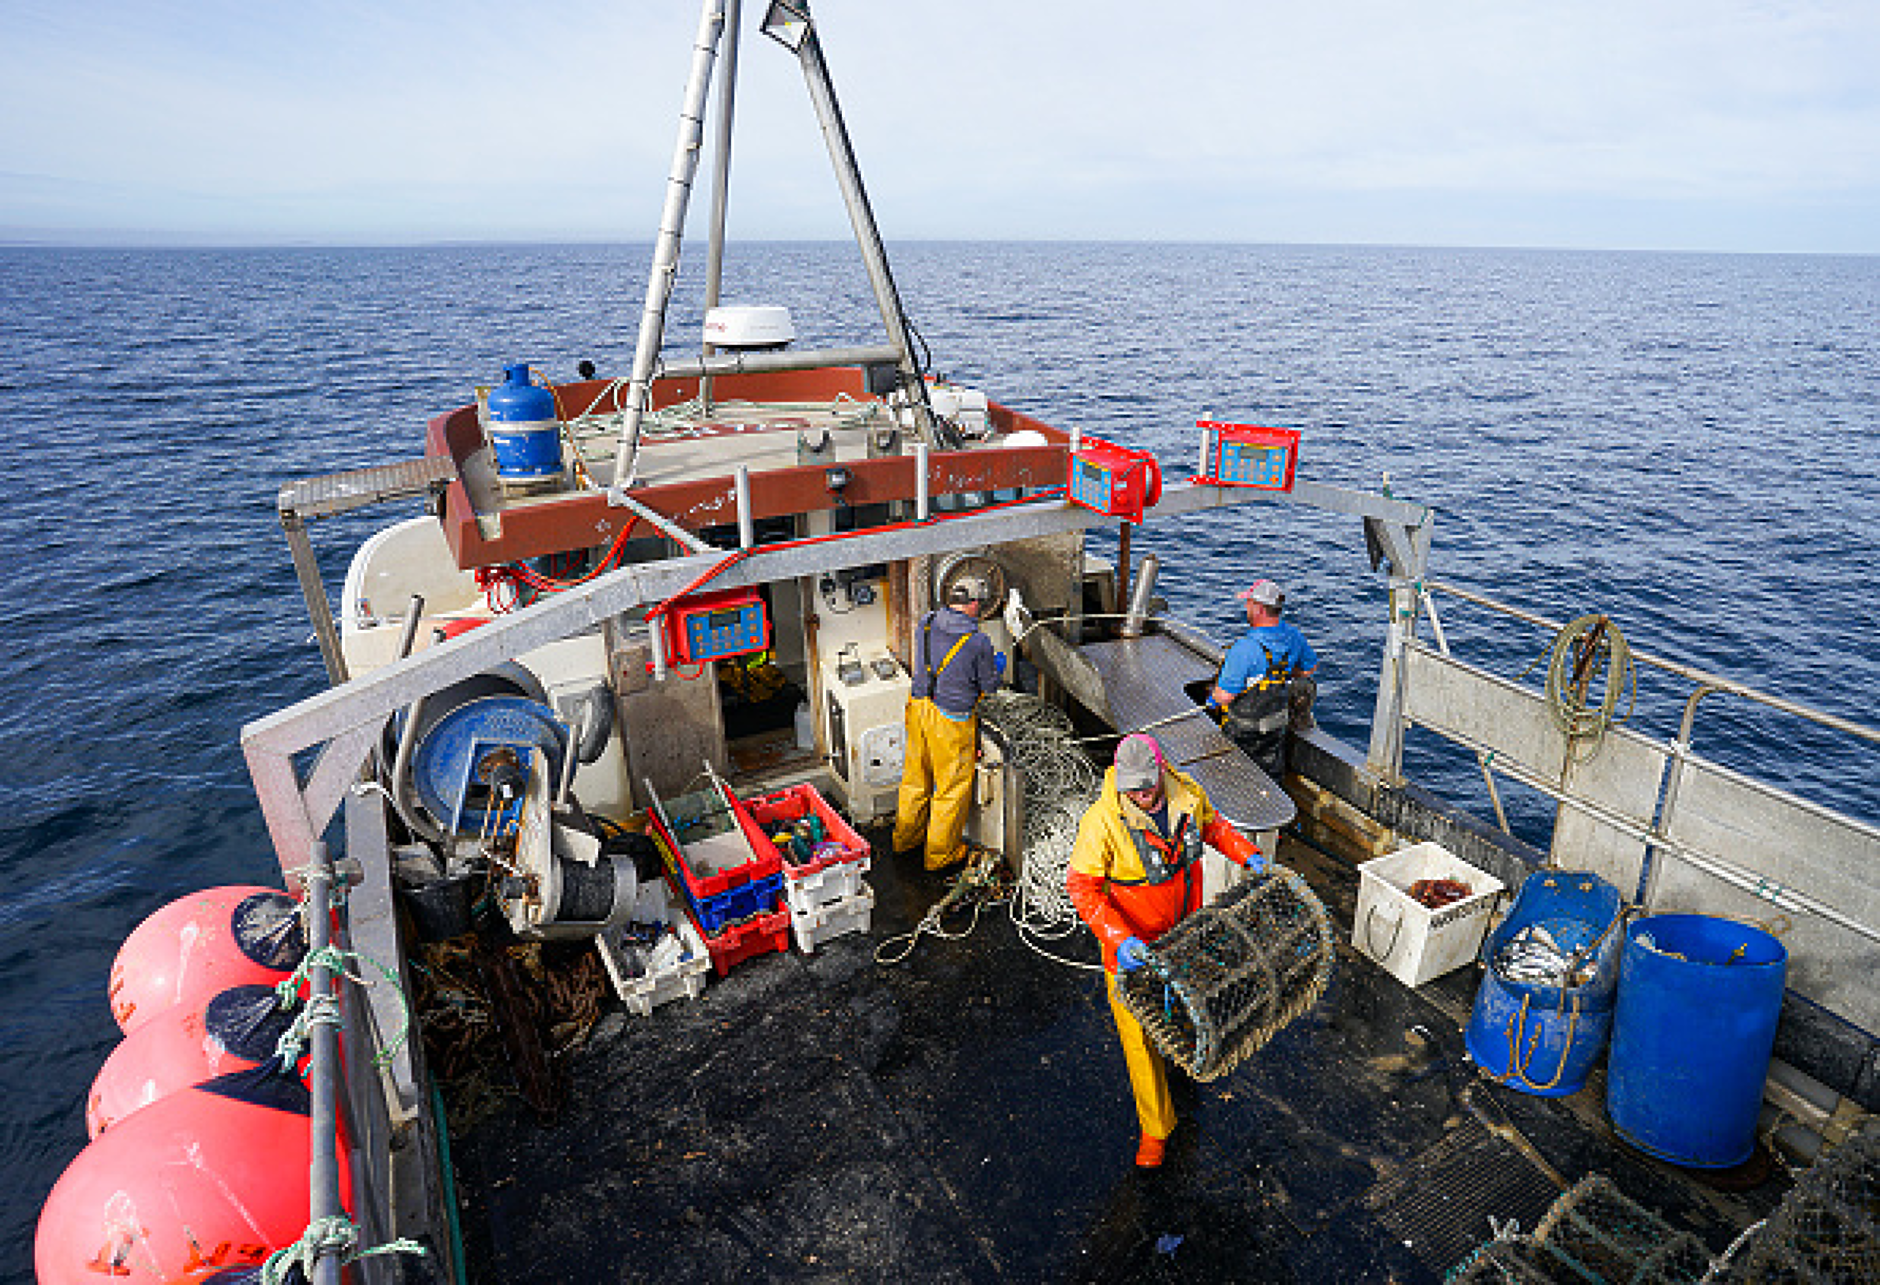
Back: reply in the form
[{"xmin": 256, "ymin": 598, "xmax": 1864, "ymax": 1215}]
[{"xmin": 1116, "ymin": 869, "xmax": 1336, "ymax": 1081}]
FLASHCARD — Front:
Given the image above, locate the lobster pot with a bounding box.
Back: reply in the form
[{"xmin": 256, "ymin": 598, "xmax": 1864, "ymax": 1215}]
[{"xmin": 1117, "ymin": 870, "xmax": 1335, "ymax": 1082}]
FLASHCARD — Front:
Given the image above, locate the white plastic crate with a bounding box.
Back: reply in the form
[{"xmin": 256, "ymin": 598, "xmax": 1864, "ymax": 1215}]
[
  {"xmin": 1353, "ymin": 842, "xmax": 1505, "ymax": 987},
  {"xmin": 789, "ymin": 884, "xmax": 875, "ymax": 955},
  {"xmin": 596, "ymin": 912, "xmax": 711, "ymax": 1016},
  {"xmin": 782, "ymin": 854, "xmax": 872, "ymax": 915}
]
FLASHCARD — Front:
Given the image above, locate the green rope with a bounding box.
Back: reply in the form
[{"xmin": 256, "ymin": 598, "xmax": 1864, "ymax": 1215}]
[
  {"xmin": 273, "ymin": 993, "xmax": 342, "ymax": 1071},
  {"xmin": 260, "ymin": 1215, "xmax": 427, "ymax": 1285},
  {"xmin": 274, "ymin": 945, "xmax": 414, "ymax": 1069}
]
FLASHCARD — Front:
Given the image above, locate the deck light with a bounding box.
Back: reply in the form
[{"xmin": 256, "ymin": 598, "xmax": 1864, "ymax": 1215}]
[{"xmin": 761, "ymin": 0, "xmax": 811, "ymax": 51}]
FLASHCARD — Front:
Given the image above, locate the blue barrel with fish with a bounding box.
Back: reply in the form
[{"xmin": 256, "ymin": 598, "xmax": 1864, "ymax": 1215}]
[
  {"xmin": 1606, "ymin": 914, "xmax": 1786, "ymax": 1168},
  {"xmin": 1465, "ymin": 871, "xmax": 1624, "ymax": 1096},
  {"xmin": 487, "ymin": 363, "xmax": 563, "ymax": 482}
]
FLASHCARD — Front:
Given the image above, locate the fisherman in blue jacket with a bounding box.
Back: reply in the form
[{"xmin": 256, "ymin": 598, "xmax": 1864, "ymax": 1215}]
[{"xmin": 1209, "ymin": 578, "xmax": 1317, "ymax": 780}]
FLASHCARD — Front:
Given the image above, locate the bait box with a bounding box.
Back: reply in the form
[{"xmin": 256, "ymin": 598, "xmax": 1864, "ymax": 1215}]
[
  {"xmin": 737, "ymin": 783, "xmax": 871, "ymax": 912},
  {"xmin": 1354, "ymin": 842, "xmax": 1504, "ymax": 988},
  {"xmin": 789, "ymin": 884, "xmax": 875, "ymax": 955},
  {"xmin": 596, "ymin": 906, "xmax": 710, "ymax": 1016},
  {"xmin": 781, "ymin": 857, "xmax": 871, "ymax": 915},
  {"xmin": 650, "ymin": 783, "xmax": 783, "ymax": 903},
  {"xmin": 695, "ymin": 903, "xmax": 792, "ymax": 978}
]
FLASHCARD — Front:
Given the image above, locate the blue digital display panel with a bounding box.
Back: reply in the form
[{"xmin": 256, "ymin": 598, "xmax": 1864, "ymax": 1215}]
[
  {"xmin": 681, "ymin": 600, "xmax": 767, "ymax": 662},
  {"xmin": 1070, "ymin": 459, "xmax": 1112, "ymax": 509},
  {"xmin": 1217, "ymin": 439, "xmax": 1290, "ymax": 487}
]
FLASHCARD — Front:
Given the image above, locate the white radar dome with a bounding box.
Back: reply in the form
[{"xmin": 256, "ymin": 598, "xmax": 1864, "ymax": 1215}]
[{"xmin": 703, "ymin": 305, "xmax": 797, "ymax": 352}]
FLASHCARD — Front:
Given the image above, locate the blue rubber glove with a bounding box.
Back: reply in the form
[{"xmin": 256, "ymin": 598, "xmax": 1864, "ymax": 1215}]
[
  {"xmin": 993, "ymin": 651, "xmax": 1008, "ymax": 677},
  {"xmin": 1116, "ymin": 936, "xmax": 1150, "ymax": 973},
  {"xmin": 1242, "ymin": 848, "xmax": 1270, "ymax": 877}
]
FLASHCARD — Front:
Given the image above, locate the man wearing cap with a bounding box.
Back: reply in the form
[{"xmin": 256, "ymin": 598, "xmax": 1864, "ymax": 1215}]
[
  {"xmin": 1067, "ymin": 733, "xmax": 1266, "ymax": 1168},
  {"xmin": 1209, "ymin": 578, "xmax": 1318, "ymax": 780},
  {"xmin": 892, "ymin": 575, "xmax": 1003, "ymax": 871}
]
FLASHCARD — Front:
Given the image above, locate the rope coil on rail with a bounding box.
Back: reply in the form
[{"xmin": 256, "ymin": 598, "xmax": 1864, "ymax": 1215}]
[{"xmin": 1537, "ymin": 613, "xmax": 1637, "ymax": 764}]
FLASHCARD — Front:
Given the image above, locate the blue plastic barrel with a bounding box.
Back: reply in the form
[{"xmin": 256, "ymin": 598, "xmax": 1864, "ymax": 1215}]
[
  {"xmin": 1465, "ymin": 871, "xmax": 1623, "ymax": 1097},
  {"xmin": 1606, "ymin": 914, "xmax": 1786, "ymax": 1168}
]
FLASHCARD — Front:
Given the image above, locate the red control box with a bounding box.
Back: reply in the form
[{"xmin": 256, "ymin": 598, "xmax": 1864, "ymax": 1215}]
[
  {"xmin": 1068, "ymin": 438, "xmax": 1163, "ymax": 522},
  {"xmin": 1198, "ymin": 421, "xmax": 1300, "ymax": 492},
  {"xmin": 665, "ymin": 587, "xmax": 770, "ymax": 665}
]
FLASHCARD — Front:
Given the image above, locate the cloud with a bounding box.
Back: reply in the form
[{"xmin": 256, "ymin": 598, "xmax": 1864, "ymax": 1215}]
[{"xmin": 2, "ymin": 0, "xmax": 1876, "ymax": 250}]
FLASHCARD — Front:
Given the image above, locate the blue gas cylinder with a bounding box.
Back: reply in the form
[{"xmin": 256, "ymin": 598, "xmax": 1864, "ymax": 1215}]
[{"xmin": 486, "ymin": 363, "xmax": 563, "ymax": 482}]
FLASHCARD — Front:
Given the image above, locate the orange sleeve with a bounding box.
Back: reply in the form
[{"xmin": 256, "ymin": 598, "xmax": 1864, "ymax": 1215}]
[
  {"xmin": 1202, "ymin": 815, "xmax": 1264, "ymax": 870},
  {"xmin": 1067, "ymin": 867, "xmax": 1135, "ymax": 954}
]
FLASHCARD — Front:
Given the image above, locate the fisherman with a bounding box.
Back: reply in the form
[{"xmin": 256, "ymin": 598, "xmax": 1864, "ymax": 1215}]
[
  {"xmin": 1208, "ymin": 577, "xmax": 1318, "ymax": 781},
  {"xmin": 1067, "ymin": 733, "xmax": 1266, "ymax": 1168},
  {"xmin": 891, "ymin": 575, "xmax": 1003, "ymax": 871}
]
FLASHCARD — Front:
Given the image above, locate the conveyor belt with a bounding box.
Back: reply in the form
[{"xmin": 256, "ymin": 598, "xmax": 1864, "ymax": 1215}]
[{"xmin": 1077, "ymin": 633, "xmax": 1296, "ymax": 832}]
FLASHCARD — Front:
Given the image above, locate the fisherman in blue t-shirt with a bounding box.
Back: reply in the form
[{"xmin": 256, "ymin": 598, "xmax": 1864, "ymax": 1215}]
[{"xmin": 1208, "ymin": 578, "xmax": 1317, "ymax": 780}]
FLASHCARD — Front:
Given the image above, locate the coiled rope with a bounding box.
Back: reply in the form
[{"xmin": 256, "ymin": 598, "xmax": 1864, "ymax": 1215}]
[
  {"xmin": 1536, "ymin": 613, "xmax": 1637, "ymax": 764},
  {"xmin": 980, "ymin": 691, "xmax": 1106, "ymax": 971}
]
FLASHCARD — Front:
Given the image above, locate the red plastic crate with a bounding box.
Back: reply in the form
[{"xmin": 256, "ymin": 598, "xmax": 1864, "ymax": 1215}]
[
  {"xmin": 648, "ymin": 781, "xmax": 783, "ymax": 904},
  {"xmin": 690, "ymin": 901, "xmax": 792, "ymax": 978},
  {"xmin": 735, "ymin": 783, "xmax": 870, "ymax": 881}
]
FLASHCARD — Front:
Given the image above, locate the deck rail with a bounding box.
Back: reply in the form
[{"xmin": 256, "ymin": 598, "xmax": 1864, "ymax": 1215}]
[{"xmin": 1380, "ymin": 576, "xmax": 1880, "ymax": 1044}]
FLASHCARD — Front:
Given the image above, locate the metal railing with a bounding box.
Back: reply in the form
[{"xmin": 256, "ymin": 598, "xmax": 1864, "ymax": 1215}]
[{"xmin": 1402, "ymin": 578, "xmax": 1880, "ymax": 948}]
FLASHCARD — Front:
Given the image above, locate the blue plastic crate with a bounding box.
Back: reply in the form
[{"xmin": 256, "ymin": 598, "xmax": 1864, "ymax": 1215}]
[{"xmin": 683, "ymin": 870, "xmax": 785, "ymax": 936}]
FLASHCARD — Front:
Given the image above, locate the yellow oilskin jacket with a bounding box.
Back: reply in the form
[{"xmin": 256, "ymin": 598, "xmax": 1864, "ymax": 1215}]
[{"xmin": 1066, "ymin": 763, "xmax": 1261, "ymax": 972}]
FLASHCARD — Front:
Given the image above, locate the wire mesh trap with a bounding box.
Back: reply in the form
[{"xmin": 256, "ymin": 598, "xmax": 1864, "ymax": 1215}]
[
  {"xmin": 1724, "ymin": 1117, "xmax": 1880, "ymax": 1284},
  {"xmin": 1446, "ymin": 1176, "xmax": 1711, "ymax": 1284},
  {"xmin": 1116, "ymin": 869, "xmax": 1336, "ymax": 1081}
]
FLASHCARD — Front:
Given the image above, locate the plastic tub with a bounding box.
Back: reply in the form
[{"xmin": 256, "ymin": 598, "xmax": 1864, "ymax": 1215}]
[
  {"xmin": 1606, "ymin": 914, "xmax": 1787, "ymax": 1168},
  {"xmin": 1464, "ymin": 871, "xmax": 1624, "ymax": 1097}
]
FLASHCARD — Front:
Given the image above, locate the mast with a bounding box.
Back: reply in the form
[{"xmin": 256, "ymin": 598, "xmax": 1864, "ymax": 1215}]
[
  {"xmin": 609, "ymin": 0, "xmax": 730, "ymax": 494},
  {"xmin": 764, "ymin": 0, "xmax": 953, "ymax": 448}
]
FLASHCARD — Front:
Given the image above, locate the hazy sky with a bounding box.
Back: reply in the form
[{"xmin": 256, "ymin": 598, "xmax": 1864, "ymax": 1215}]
[{"xmin": 3, "ymin": 0, "xmax": 1876, "ymax": 253}]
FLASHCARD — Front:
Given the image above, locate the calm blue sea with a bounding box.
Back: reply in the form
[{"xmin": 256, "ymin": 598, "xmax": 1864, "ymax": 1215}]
[{"xmin": 2, "ymin": 241, "xmax": 1877, "ymax": 1260}]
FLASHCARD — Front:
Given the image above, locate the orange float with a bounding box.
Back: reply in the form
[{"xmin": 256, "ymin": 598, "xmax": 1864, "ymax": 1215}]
[
  {"xmin": 86, "ymin": 985, "xmax": 300, "ymax": 1137},
  {"xmin": 109, "ymin": 886, "xmax": 306, "ymax": 1033},
  {"xmin": 36, "ymin": 1066, "xmax": 350, "ymax": 1284}
]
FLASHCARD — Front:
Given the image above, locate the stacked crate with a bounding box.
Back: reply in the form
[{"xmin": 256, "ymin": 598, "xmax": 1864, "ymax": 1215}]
[
  {"xmin": 648, "ymin": 781, "xmax": 791, "ymax": 977},
  {"xmin": 738, "ymin": 783, "xmax": 874, "ymax": 954},
  {"xmin": 594, "ymin": 878, "xmax": 711, "ymax": 1016}
]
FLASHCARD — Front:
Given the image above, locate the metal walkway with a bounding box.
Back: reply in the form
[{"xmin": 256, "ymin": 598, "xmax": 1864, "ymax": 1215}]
[{"xmin": 1077, "ymin": 633, "xmax": 1296, "ymax": 833}]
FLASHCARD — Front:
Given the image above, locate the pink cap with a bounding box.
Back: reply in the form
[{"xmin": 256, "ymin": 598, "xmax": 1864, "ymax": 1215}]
[{"xmin": 1236, "ymin": 579, "xmax": 1284, "ymax": 607}]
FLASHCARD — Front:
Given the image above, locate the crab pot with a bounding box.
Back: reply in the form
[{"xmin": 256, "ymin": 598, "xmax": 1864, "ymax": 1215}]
[{"xmin": 1117, "ymin": 869, "xmax": 1336, "ymax": 1082}]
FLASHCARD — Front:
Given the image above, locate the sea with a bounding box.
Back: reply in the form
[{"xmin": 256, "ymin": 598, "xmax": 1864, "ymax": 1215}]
[{"xmin": 2, "ymin": 241, "xmax": 1877, "ymax": 1261}]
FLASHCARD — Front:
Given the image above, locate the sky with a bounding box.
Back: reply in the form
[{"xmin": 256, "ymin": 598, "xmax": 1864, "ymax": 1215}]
[{"xmin": 2, "ymin": 0, "xmax": 1877, "ymax": 254}]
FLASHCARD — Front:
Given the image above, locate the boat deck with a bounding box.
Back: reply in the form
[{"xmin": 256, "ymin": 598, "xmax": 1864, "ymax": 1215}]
[{"xmin": 448, "ymin": 832, "xmax": 1789, "ymax": 1283}]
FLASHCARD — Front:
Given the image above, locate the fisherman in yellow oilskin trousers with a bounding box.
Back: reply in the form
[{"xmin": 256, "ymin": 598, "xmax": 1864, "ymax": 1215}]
[
  {"xmin": 1067, "ymin": 733, "xmax": 1265, "ymax": 1167},
  {"xmin": 892, "ymin": 575, "xmax": 1002, "ymax": 871}
]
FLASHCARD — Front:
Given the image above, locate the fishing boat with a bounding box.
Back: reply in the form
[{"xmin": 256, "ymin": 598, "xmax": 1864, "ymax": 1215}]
[{"xmin": 38, "ymin": 3, "xmax": 1879, "ymax": 1282}]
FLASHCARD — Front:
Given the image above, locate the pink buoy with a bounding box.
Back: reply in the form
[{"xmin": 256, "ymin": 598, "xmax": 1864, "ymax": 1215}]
[
  {"xmin": 86, "ymin": 985, "xmax": 301, "ymax": 1137},
  {"xmin": 109, "ymin": 886, "xmax": 306, "ymax": 1033},
  {"xmin": 36, "ymin": 1066, "xmax": 350, "ymax": 1284}
]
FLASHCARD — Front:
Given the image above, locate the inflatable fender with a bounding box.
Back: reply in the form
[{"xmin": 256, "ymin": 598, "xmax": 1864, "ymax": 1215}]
[
  {"xmin": 87, "ymin": 985, "xmax": 302, "ymax": 1137},
  {"xmin": 110, "ymin": 887, "xmax": 306, "ymax": 1034},
  {"xmin": 37, "ymin": 1066, "xmax": 350, "ymax": 1284}
]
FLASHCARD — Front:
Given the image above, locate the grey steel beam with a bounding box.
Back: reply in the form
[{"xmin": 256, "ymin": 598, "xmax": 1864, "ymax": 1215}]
[
  {"xmin": 654, "ymin": 343, "xmax": 901, "ymax": 383},
  {"xmin": 244, "ymin": 476, "xmax": 1414, "ymax": 873},
  {"xmin": 700, "ymin": 0, "xmax": 741, "ymax": 413}
]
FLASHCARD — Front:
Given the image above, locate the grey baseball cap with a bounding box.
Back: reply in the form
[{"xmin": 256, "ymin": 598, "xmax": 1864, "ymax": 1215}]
[
  {"xmin": 948, "ymin": 574, "xmax": 991, "ymax": 605},
  {"xmin": 1113, "ymin": 734, "xmax": 1162, "ymax": 791},
  {"xmin": 1236, "ymin": 578, "xmax": 1284, "ymax": 607}
]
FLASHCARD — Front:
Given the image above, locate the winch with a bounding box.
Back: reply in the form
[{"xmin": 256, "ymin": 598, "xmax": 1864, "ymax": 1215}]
[{"xmin": 401, "ymin": 665, "xmax": 635, "ymax": 939}]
